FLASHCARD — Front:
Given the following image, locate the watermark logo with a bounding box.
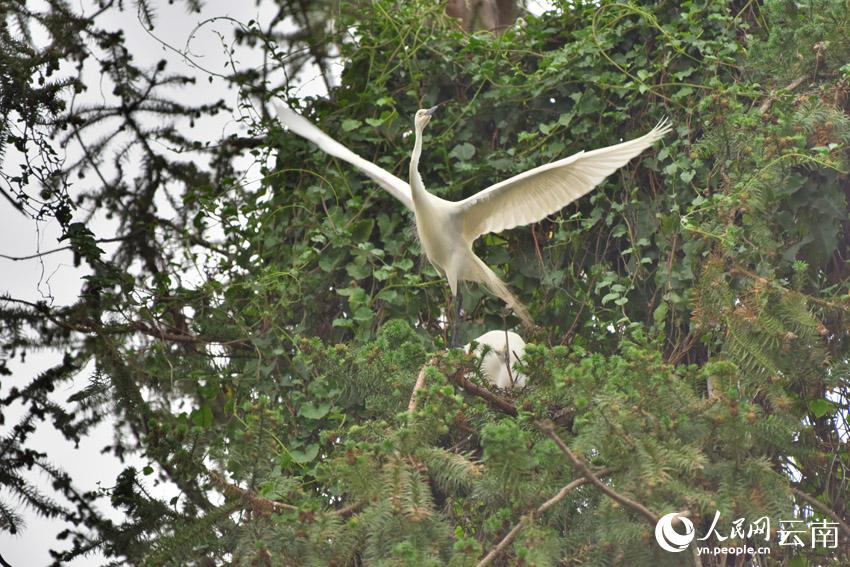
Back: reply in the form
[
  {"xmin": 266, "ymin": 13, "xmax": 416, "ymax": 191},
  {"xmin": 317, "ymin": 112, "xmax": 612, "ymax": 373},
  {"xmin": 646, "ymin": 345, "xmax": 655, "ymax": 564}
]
[
  {"xmin": 654, "ymin": 510, "xmax": 840, "ymax": 556},
  {"xmin": 655, "ymin": 512, "xmax": 695, "ymax": 553}
]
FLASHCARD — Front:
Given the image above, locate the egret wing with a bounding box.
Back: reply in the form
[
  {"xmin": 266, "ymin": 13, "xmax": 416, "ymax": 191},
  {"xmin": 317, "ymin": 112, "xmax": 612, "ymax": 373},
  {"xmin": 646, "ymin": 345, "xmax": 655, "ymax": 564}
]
[
  {"xmin": 458, "ymin": 119, "xmax": 671, "ymax": 241},
  {"xmin": 274, "ymin": 103, "xmax": 413, "ymax": 210}
]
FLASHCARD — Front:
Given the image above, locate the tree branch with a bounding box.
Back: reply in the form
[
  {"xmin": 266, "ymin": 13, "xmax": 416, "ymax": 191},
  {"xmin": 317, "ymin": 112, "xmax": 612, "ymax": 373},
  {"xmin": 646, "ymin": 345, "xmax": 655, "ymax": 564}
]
[
  {"xmin": 536, "ymin": 420, "xmax": 659, "ymax": 526},
  {"xmin": 408, "ymin": 357, "xmax": 438, "ymax": 414},
  {"xmin": 758, "ymin": 76, "xmax": 807, "ymax": 114},
  {"xmin": 0, "ymin": 234, "xmax": 132, "ymax": 262},
  {"xmin": 791, "ymin": 487, "xmax": 850, "ymax": 540},
  {"xmin": 0, "ymin": 186, "xmax": 26, "ymax": 215},
  {"xmin": 447, "ymin": 368, "xmax": 517, "ymax": 416},
  {"xmin": 129, "ymin": 320, "xmax": 252, "ymax": 349},
  {"xmin": 208, "ymin": 470, "xmax": 297, "ymax": 514},
  {"xmin": 477, "ymin": 468, "xmax": 614, "ymax": 567}
]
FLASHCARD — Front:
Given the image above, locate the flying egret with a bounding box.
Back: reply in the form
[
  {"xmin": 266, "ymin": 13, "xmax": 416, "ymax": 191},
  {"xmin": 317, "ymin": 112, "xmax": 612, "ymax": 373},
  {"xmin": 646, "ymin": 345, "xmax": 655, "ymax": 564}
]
[
  {"xmin": 274, "ymin": 103, "xmax": 670, "ymax": 328},
  {"xmin": 465, "ymin": 330, "xmax": 527, "ymax": 389}
]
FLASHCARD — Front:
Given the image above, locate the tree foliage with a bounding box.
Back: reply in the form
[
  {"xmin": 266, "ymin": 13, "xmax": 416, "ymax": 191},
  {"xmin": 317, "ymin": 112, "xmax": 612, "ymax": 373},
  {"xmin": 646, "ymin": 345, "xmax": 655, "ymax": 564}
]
[{"xmin": 2, "ymin": 0, "xmax": 850, "ymax": 565}]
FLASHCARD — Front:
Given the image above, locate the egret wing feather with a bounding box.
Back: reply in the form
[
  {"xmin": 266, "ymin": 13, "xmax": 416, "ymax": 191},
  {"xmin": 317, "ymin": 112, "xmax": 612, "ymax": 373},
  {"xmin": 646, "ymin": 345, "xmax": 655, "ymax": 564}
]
[
  {"xmin": 274, "ymin": 103, "xmax": 413, "ymax": 210},
  {"xmin": 459, "ymin": 119, "xmax": 671, "ymax": 241}
]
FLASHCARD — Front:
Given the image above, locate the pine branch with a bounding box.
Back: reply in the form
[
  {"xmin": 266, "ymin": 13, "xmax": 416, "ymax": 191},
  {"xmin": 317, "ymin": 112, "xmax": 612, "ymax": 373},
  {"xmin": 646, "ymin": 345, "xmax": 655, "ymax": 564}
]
[
  {"xmin": 477, "ymin": 468, "xmax": 615, "ymax": 566},
  {"xmin": 536, "ymin": 420, "xmax": 660, "ymax": 526}
]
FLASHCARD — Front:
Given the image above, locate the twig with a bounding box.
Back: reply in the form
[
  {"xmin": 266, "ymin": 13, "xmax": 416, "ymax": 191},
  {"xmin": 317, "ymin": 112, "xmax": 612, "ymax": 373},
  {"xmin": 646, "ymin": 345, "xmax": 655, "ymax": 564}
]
[
  {"xmin": 333, "ymin": 500, "xmax": 365, "ymax": 517},
  {"xmin": 758, "ymin": 76, "xmax": 807, "ymax": 114},
  {"xmin": 0, "ymin": 234, "xmax": 131, "ymax": 262},
  {"xmin": 129, "ymin": 320, "xmax": 252, "ymax": 349},
  {"xmin": 791, "ymin": 487, "xmax": 850, "ymax": 540},
  {"xmin": 477, "ymin": 468, "xmax": 614, "ymax": 566},
  {"xmin": 536, "ymin": 420, "xmax": 659, "ymax": 525},
  {"xmin": 408, "ymin": 357, "xmax": 437, "ymax": 414},
  {"xmin": 208, "ymin": 470, "xmax": 297, "ymax": 514},
  {"xmin": 0, "ymin": 186, "xmax": 26, "ymax": 215}
]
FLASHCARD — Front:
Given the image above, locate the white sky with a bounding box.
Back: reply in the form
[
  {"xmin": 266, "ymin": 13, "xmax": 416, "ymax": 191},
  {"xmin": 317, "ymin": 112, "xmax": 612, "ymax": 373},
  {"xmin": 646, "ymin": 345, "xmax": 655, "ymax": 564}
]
[{"xmin": 0, "ymin": 1, "xmax": 555, "ymax": 565}]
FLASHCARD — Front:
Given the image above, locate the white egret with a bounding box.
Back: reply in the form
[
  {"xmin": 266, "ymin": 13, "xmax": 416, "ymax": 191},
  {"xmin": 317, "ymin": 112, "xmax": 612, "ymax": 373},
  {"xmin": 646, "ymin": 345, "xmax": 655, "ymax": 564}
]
[
  {"xmin": 465, "ymin": 330, "xmax": 527, "ymax": 390},
  {"xmin": 274, "ymin": 103, "xmax": 670, "ymax": 328}
]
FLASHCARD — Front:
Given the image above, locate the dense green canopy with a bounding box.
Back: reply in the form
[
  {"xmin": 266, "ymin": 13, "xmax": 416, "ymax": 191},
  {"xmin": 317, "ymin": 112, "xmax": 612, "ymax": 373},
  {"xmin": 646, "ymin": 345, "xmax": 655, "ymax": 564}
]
[{"xmin": 2, "ymin": 0, "xmax": 849, "ymax": 565}]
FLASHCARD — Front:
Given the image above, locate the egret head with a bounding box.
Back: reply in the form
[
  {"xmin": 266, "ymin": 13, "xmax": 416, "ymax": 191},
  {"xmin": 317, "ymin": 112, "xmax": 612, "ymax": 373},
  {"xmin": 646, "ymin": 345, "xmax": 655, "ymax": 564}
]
[{"xmin": 414, "ymin": 105, "xmax": 439, "ymax": 131}]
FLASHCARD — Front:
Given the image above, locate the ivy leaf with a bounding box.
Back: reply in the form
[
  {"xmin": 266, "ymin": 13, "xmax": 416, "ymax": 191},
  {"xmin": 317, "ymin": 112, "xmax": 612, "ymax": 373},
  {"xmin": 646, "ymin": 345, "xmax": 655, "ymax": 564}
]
[
  {"xmin": 449, "ymin": 143, "xmax": 476, "ymax": 161},
  {"xmin": 351, "ymin": 219, "xmax": 374, "ymax": 241},
  {"xmin": 190, "ymin": 405, "xmax": 213, "ymax": 428},
  {"xmin": 300, "ymin": 402, "xmax": 331, "ymax": 420},
  {"xmin": 808, "ymin": 399, "xmax": 831, "ymax": 418},
  {"xmin": 353, "ymin": 306, "xmax": 373, "ymax": 321},
  {"xmin": 601, "ymin": 293, "xmax": 619, "ymax": 305},
  {"xmin": 290, "ymin": 444, "xmax": 319, "ymax": 464},
  {"xmin": 341, "ymin": 119, "xmax": 361, "ymax": 131},
  {"xmin": 346, "ymin": 261, "xmax": 371, "ymax": 280},
  {"xmin": 653, "ymin": 302, "xmax": 669, "ymax": 325}
]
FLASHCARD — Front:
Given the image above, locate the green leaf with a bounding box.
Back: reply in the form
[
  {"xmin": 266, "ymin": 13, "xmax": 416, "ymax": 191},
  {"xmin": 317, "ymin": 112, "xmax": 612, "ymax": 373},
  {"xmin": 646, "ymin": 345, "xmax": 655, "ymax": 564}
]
[
  {"xmin": 319, "ymin": 250, "xmax": 344, "ymax": 272},
  {"xmin": 558, "ymin": 112, "xmax": 574, "ymax": 127},
  {"xmin": 808, "ymin": 399, "xmax": 831, "ymax": 418},
  {"xmin": 190, "ymin": 405, "xmax": 213, "ymax": 428},
  {"xmin": 449, "ymin": 143, "xmax": 476, "ymax": 161},
  {"xmin": 653, "ymin": 302, "xmax": 669, "ymax": 325},
  {"xmin": 377, "ymin": 288, "xmax": 399, "ymax": 302},
  {"xmin": 290, "ymin": 444, "xmax": 319, "ymax": 464},
  {"xmin": 346, "ymin": 261, "xmax": 371, "ymax": 280},
  {"xmin": 351, "ymin": 219, "xmax": 374, "ymax": 241},
  {"xmin": 300, "ymin": 402, "xmax": 331, "ymax": 420},
  {"xmin": 353, "ymin": 306, "xmax": 373, "ymax": 321},
  {"xmin": 601, "ymin": 293, "xmax": 619, "ymax": 305},
  {"xmin": 341, "ymin": 118, "xmax": 362, "ymax": 131}
]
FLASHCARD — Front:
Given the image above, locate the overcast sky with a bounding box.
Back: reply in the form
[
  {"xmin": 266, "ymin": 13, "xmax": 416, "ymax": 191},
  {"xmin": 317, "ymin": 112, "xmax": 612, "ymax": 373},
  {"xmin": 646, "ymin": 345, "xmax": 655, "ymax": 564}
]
[
  {"xmin": 0, "ymin": 1, "xmax": 552, "ymax": 565},
  {"xmin": 0, "ymin": 2, "xmax": 294, "ymax": 564}
]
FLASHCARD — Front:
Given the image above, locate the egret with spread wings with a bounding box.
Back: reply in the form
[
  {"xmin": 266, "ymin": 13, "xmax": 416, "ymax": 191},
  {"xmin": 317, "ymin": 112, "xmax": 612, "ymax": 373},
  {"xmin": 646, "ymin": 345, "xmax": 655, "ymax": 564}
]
[{"xmin": 275, "ymin": 102, "xmax": 670, "ymax": 328}]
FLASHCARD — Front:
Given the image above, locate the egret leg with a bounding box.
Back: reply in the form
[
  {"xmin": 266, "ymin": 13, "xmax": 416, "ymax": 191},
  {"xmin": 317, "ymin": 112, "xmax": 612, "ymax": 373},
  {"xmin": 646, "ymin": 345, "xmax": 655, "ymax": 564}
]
[{"xmin": 450, "ymin": 290, "xmax": 463, "ymax": 348}]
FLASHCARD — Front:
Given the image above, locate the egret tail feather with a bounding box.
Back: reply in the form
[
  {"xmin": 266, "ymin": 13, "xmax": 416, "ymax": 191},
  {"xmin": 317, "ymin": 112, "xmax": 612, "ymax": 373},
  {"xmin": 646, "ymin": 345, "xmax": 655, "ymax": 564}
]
[{"xmin": 466, "ymin": 255, "xmax": 533, "ymax": 328}]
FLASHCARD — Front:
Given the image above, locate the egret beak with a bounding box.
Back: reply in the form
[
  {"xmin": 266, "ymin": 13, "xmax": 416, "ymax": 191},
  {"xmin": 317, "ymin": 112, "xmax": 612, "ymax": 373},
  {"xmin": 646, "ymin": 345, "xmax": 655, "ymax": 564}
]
[{"xmin": 425, "ymin": 105, "xmax": 439, "ymax": 116}]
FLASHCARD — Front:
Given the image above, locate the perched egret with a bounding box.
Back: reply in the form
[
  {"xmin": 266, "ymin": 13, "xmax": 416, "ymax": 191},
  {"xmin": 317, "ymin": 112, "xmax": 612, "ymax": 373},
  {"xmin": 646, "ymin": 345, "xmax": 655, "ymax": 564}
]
[
  {"xmin": 465, "ymin": 330, "xmax": 527, "ymax": 390},
  {"xmin": 275, "ymin": 103, "xmax": 670, "ymax": 328}
]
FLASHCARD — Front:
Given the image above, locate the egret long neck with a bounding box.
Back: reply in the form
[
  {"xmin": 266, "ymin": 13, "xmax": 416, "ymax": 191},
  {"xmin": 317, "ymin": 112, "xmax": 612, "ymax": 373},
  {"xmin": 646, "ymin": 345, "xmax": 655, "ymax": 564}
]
[{"xmin": 409, "ymin": 125, "xmax": 428, "ymax": 207}]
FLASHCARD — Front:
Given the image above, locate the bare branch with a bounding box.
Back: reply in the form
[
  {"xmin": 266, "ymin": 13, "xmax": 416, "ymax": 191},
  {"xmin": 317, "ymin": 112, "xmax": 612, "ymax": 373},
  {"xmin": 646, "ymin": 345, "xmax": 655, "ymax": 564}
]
[
  {"xmin": 758, "ymin": 76, "xmax": 807, "ymax": 114},
  {"xmin": 0, "ymin": 234, "xmax": 132, "ymax": 262},
  {"xmin": 208, "ymin": 470, "xmax": 297, "ymax": 513},
  {"xmin": 791, "ymin": 487, "xmax": 850, "ymax": 540},
  {"xmin": 536, "ymin": 419, "xmax": 659, "ymax": 526},
  {"xmin": 477, "ymin": 468, "xmax": 615, "ymax": 567},
  {"xmin": 408, "ymin": 357, "xmax": 438, "ymax": 414},
  {"xmin": 447, "ymin": 367, "xmax": 517, "ymax": 416}
]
